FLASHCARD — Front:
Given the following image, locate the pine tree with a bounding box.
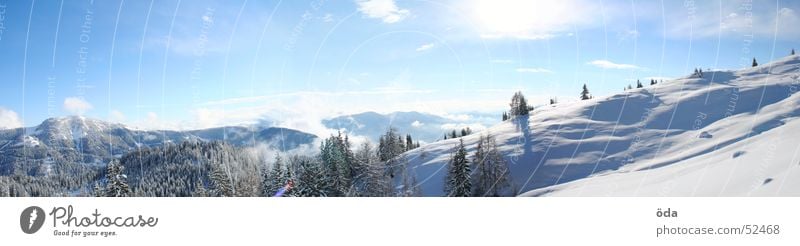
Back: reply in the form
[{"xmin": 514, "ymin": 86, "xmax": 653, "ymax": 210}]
[
  {"xmin": 450, "ymin": 130, "xmax": 457, "ymax": 139},
  {"xmin": 354, "ymin": 141, "xmax": 388, "ymax": 197},
  {"xmin": 650, "ymin": 79, "xmax": 657, "ymax": 85},
  {"xmin": 445, "ymin": 139, "xmax": 471, "ymax": 197},
  {"xmin": 209, "ymin": 163, "xmax": 233, "ymax": 197},
  {"xmin": 502, "ymin": 112, "xmax": 508, "ymax": 121},
  {"xmin": 792, "ymin": 49, "xmax": 796, "ymax": 55},
  {"xmin": 319, "ymin": 133, "xmax": 355, "ymax": 196},
  {"xmin": 397, "ymin": 136, "xmax": 405, "ymax": 153},
  {"xmin": 549, "ymin": 97, "xmax": 557, "ymax": 105},
  {"xmin": 378, "ymin": 127, "xmax": 404, "ymax": 179},
  {"xmin": 752, "ymin": 58, "xmax": 758, "ymax": 67},
  {"xmin": 471, "ymin": 134, "xmax": 511, "ymax": 196},
  {"xmin": 295, "ymin": 156, "xmax": 331, "ymax": 197},
  {"xmin": 192, "ymin": 180, "xmax": 209, "ymax": 197},
  {"xmin": 406, "ymin": 135, "xmax": 414, "ymax": 151},
  {"xmin": 509, "ymin": 91, "xmax": 529, "ymax": 116},
  {"xmin": 105, "ymin": 160, "xmax": 129, "ymax": 197},
  {"xmin": 580, "ymin": 84, "xmax": 591, "ymax": 100},
  {"xmin": 93, "ymin": 182, "xmax": 105, "ymax": 197},
  {"xmin": 262, "ymin": 154, "xmax": 287, "ymax": 196},
  {"xmin": 636, "ymin": 80, "xmax": 643, "ymax": 88}
]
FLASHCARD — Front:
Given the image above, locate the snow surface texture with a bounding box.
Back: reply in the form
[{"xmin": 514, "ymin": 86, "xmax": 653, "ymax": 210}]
[{"xmin": 403, "ymin": 55, "xmax": 800, "ymax": 196}]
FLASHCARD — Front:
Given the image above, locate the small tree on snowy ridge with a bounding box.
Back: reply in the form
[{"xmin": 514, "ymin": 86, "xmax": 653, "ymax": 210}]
[
  {"xmin": 580, "ymin": 84, "xmax": 592, "ymax": 100},
  {"xmin": 509, "ymin": 91, "xmax": 529, "ymax": 116}
]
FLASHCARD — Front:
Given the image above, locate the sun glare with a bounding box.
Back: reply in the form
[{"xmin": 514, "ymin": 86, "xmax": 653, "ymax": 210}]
[{"xmin": 473, "ymin": 0, "xmax": 572, "ymax": 38}]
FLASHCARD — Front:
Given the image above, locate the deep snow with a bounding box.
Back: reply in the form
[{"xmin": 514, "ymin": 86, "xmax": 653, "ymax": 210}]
[{"xmin": 402, "ymin": 54, "xmax": 800, "ymax": 196}]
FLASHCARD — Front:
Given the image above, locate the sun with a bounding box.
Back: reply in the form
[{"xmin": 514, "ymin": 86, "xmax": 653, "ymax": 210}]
[
  {"xmin": 474, "ymin": 0, "xmax": 536, "ymax": 34},
  {"xmin": 473, "ymin": 0, "xmax": 570, "ymax": 38}
]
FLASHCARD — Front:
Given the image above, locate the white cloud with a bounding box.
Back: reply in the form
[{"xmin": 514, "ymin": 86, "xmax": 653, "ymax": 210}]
[
  {"xmin": 109, "ymin": 110, "xmax": 126, "ymax": 123},
  {"xmin": 617, "ymin": 29, "xmax": 639, "ymax": 43},
  {"xmin": 130, "ymin": 112, "xmax": 179, "ymax": 130},
  {"xmin": 0, "ymin": 107, "xmax": 22, "ymax": 130},
  {"xmin": 587, "ymin": 60, "xmax": 641, "ymax": 70},
  {"xmin": 516, "ymin": 67, "xmax": 553, "ymax": 73},
  {"xmin": 63, "ymin": 97, "xmax": 93, "ymax": 115},
  {"xmin": 415, "ymin": 43, "xmax": 436, "ymax": 52},
  {"xmin": 355, "ymin": 0, "xmax": 410, "ymax": 24},
  {"xmin": 191, "ymin": 108, "xmax": 220, "ymax": 129},
  {"xmin": 322, "ymin": 13, "xmax": 334, "ymax": 23},
  {"xmin": 411, "ymin": 120, "xmax": 423, "ymax": 127},
  {"xmin": 441, "ymin": 113, "xmax": 471, "ymax": 121}
]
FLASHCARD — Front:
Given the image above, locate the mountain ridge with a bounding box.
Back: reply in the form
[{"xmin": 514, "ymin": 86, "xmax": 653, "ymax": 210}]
[{"xmin": 0, "ymin": 116, "xmax": 318, "ymax": 175}]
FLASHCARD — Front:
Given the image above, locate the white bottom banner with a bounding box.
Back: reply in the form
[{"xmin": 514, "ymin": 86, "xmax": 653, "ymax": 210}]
[{"xmin": 1, "ymin": 198, "xmax": 797, "ymax": 245}]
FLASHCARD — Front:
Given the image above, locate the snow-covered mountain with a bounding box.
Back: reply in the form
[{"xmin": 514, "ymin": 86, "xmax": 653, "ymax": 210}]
[
  {"xmin": 0, "ymin": 116, "xmax": 317, "ymax": 175},
  {"xmin": 323, "ymin": 111, "xmax": 496, "ymax": 143},
  {"xmin": 402, "ymin": 55, "xmax": 800, "ymax": 196}
]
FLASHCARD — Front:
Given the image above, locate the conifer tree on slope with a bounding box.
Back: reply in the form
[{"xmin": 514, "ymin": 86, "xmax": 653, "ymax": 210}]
[
  {"xmin": 105, "ymin": 160, "xmax": 130, "ymax": 197},
  {"xmin": 752, "ymin": 58, "xmax": 758, "ymax": 67},
  {"xmin": 209, "ymin": 163, "xmax": 234, "ymax": 197},
  {"xmin": 405, "ymin": 135, "xmax": 414, "ymax": 151},
  {"xmin": 320, "ymin": 133, "xmax": 356, "ymax": 196},
  {"xmin": 192, "ymin": 180, "xmax": 209, "ymax": 197},
  {"xmin": 262, "ymin": 154, "xmax": 287, "ymax": 196},
  {"xmin": 445, "ymin": 139, "xmax": 471, "ymax": 197},
  {"xmin": 636, "ymin": 80, "xmax": 643, "ymax": 88},
  {"xmin": 471, "ymin": 134, "xmax": 511, "ymax": 196},
  {"xmin": 354, "ymin": 141, "xmax": 389, "ymax": 196},
  {"xmin": 378, "ymin": 127, "xmax": 403, "ymax": 178},
  {"xmin": 580, "ymin": 84, "xmax": 591, "ymax": 100},
  {"xmin": 509, "ymin": 91, "xmax": 529, "ymax": 116},
  {"xmin": 295, "ymin": 156, "xmax": 331, "ymax": 197},
  {"xmin": 93, "ymin": 182, "xmax": 105, "ymax": 197}
]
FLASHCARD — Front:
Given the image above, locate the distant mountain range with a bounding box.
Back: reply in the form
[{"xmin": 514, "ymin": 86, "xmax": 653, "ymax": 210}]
[{"xmin": 0, "ymin": 116, "xmax": 317, "ymax": 175}]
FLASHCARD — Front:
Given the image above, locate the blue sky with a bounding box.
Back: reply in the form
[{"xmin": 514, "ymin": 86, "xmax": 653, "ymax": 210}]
[{"xmin": 0, "ymin": 0, "xmax": 798, "ymax": 134}]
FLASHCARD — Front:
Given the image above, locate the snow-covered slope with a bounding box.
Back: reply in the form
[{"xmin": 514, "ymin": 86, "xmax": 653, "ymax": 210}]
[{"xmin": 403, "ymin": 55, "xmax": 800, "ymax": 196}]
